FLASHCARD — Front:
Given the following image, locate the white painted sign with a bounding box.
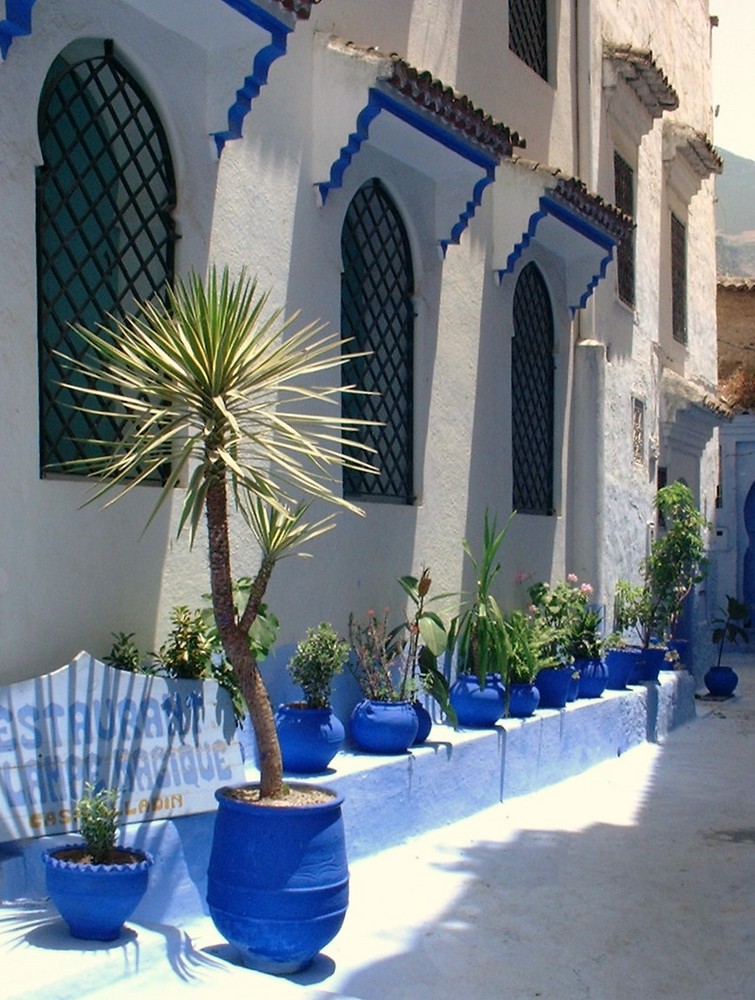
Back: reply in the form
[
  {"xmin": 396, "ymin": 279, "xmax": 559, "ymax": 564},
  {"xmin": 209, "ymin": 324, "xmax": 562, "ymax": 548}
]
[{"xmin": 0, "ymin": 651, "xmax": 245, "ymax": 842}]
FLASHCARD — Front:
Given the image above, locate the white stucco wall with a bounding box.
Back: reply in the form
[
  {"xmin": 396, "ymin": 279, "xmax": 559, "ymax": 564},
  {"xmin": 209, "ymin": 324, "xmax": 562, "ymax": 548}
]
[{"xmin": 0, "ymin": 0, "xmax": 721, "ymax": 684}]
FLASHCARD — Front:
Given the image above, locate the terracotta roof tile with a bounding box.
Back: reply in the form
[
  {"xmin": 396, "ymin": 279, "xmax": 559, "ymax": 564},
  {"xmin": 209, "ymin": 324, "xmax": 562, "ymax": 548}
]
[
  {"xmin": 604, "ymin": 44, "xmax": 679, "ymax": 117},
  {"xmin": 718, "ymin": 276, "xmax": 755, "ymax": 292},
  {"xmin": 665, "ymin": 122, "xmax": 723, "ymax": 177},
  {"xmin": 384, "ymin": 59, "xmax": 526, "ymax": 157}
]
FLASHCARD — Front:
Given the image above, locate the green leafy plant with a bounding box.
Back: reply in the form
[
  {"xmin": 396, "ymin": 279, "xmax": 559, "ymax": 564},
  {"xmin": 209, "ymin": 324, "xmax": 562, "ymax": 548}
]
[
  {"xmin": 75, "ymin": 782, "xmax": 118, "ymax": 864},
  {"xmin": 501, "ymin": 610, "xmax": 559, "ymax": 685},
  {"xmin": 59, "ymin": 265, "xmax": 375, "ymax": 800},
  {"xmin": 103, "ymin": 632, "xmax": 142, "ymax": 673},
  {"xmin": 448, "ymin": 510, "xmax": 515, "ymax": 685},
  {"xmin": 393, "ymin": 568, "xmax": 457, "ymax": 725},
  {"xmin": 528, "ymin": 575, "xmax": 603, "ymax": 663},
  {"xmin": 154, "ymin": 606, "xmax": 213, "ymax": 679},
  {"xmin": 711, "ymin": 596, "xmax": 751, "ymax": 667},
  {"xmin": 288, "ymin": 623, "xmax": 349, "ymax": 709}
]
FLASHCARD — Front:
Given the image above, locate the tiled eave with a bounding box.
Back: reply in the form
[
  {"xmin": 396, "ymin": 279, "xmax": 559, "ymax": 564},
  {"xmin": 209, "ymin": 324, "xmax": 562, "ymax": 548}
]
[
  {"xmin": 661, "ymin": 369, "xmax": 732, "ymax": 430},
  {"xmin": 386, "ymin": 59, "xmax": 524, "ymax": 159},
  {"xmin": 493, "ymin": 159, "xmax": 633, "ymax": 314},
  {"xmin": 718, "ymin": 277, "xmax": 755, "ymax": 293},
  {"xmin": 314, "ymin": 38, "xmax": 525, "ymax": 257},
  {"xmin": 664, "ymin": 123, "xmax": 723, "ymax": 179},
  {"xmin": 604, "ymin": 43, "xmax": 679, "ymax": 117}
]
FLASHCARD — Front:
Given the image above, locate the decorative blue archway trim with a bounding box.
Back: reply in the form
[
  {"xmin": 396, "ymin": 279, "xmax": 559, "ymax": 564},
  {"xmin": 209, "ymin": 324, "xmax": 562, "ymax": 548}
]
[
  {"xmin": 495, "ymin": 193, "xmax": 618, "ymax": 314},
  {"xmin": 317, "ymin": 87, "xmax": 498, "ymax": 255},
  {"xmin": 0, "ymin": 0, "xmax": 36, "ymax": 60},
  {"xmin": 213, "ymin": 0, "xmax": 294, "ymax": 156}
]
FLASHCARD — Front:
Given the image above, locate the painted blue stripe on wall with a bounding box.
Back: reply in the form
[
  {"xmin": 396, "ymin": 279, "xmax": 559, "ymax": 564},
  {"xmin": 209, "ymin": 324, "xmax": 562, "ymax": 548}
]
[
  {"xmin": 0, "ymin": 0, "xmax": 36, "ymax": 60},
  {"xmin": 318, "ymin": 87, "xmax": 498, "ymax": 254}
]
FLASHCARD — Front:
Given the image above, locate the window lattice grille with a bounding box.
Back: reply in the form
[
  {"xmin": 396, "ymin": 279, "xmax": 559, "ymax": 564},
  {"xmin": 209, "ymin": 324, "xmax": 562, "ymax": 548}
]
[
  {"xmin": 509, "ymin": 0, "xmax": 548, "ymax": 80},
  {"xmin": 511, "ymin": 262, "xmax": 554, "ymax": 515},
  {"xmin": 37, "ymin": 43, "xmax": 176, "ymax": 474},
  {"xmin": 614, "ymin": 152, "xmax": 635, "ymax": 307},
  {"xmin": 671, "ymin": 212, "xmax": 687, "ymax": 344},
  {"xmin": 341, "ymin": 179, "xmax": 414, "ymax": 502}
]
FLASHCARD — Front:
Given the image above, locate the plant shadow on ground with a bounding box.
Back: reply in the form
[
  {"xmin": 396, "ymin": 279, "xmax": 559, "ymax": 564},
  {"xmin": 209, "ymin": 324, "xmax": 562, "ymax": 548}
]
[
  {"xmin": 331, "ymin": 678, "xmax": 755, "ymax": 1000},
  {"xmin": 1, "ymin": 904, "xmax": 224, "ymax": 984}
]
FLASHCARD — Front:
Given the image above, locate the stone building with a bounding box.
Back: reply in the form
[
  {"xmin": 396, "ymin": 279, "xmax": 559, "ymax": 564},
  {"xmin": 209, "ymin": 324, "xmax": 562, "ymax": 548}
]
[{"xmin": 0, "ymin": 1, "xmax": 723, "ymax": 686}]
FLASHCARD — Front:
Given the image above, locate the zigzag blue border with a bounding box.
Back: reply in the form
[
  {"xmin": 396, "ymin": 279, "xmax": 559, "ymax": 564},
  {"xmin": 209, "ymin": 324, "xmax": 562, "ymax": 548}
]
[
  {"xmin": 0, "ymin": 0, "xmax": 36, "ymax": 60},
  {"xmin": 213, "ymin": 0, "xmax": 293, "ymax": 156},
  {"xmin": 495, "ymin": 193, "xmax": 617, "ymax": 314},
  {"xmin": 317, "ymin": 87, "xmax": 497, "ymax": 254}
]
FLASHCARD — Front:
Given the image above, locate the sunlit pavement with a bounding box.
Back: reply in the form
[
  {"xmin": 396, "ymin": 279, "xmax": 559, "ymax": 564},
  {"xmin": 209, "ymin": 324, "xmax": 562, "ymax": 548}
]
[{"xmin": 3, "ymin": 658, "xmax": 754, "ymax": 1000}]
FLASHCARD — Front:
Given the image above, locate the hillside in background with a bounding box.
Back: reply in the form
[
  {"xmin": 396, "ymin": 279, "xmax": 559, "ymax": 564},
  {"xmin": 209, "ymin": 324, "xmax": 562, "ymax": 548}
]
[{"xmin": 716, "ymin": 147, "xmax": 755, "ymax": 277}]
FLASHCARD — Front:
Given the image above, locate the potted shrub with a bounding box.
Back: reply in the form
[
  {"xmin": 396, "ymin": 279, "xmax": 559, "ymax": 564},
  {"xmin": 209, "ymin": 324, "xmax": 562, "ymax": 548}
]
[
  {"xmin": 347, "ymin": 569, "xmax": 456, "ymax": 751},
  {"xmin": 705, "ymin": 595, "xmax": 750, "ymax": 696},
  {"xmin": 275, "ymin": 622, "xmax": 349, "ymax": 772},
  {"xmin": 614, "ymin": 483, "xmax": 707, "ymax": 680},
  {"xmin": 348, "ymin": 607, "xmax": 420, "ymax": 753},
  {"xmin": 61, "ymin": 266, "xmax": 374, "ymax": 973},
  {"xmin": 43, "ymin": 783, "xmax": 154, "ymax": 941},
  {"xmin": 447, "ymin": 511, "xmax": 515, "ymax": 728},
  {"xmin": 500, "ymin": 610, "xmax": 557, "ymax": 718}
]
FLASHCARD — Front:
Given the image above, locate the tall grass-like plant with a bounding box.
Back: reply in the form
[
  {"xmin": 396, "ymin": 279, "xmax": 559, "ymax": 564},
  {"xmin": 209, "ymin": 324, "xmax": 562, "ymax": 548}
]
[{"xmin": 58, "ymin": 266, "xmax": 376, "ymax": 799}]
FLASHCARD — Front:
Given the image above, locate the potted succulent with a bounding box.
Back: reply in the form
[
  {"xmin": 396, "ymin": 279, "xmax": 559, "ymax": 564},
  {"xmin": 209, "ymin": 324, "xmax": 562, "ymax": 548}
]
[
  {"xmin": 706, "ymin": 595, "xmax": 750, "ymax": 696},
  {"xmin": 275, "ymin": 622, "xmax": 349, "ymax": 772},
  {"xmin": 43, "ymin": 783, "xmax": 154, "ymax": 941},
  {"xmin": 61, "ymin": 266, "xmax": 374, "ymax": 973},
  {"xmin": 446, "ymin": 511, "xmax": 514, "ymax": 727}
]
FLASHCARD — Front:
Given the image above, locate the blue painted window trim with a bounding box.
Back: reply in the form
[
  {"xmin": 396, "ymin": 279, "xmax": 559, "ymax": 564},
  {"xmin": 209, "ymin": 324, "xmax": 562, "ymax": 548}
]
[
  {"xmin": 317, "ymin": 87, "xmax": 497, "ymax": 255},
  {"xmin": 0, "ymin": 0, "xmax": 36, "ymax": 59},
  {"xmin": 496, "ymin": 194, "xmax": 617, "ymax": 314}
]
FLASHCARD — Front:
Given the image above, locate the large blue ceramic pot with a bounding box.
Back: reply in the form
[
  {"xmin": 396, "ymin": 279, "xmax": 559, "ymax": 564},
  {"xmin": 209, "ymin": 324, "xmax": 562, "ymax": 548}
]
[
  {"xmin": 605, "ymin": 648, "xmax": 641, "ymax": 689},
  {"xmin": 449, "ymin": 673, "xmax": 506, "ymax": 728},
  {"xmin": 350, "ymin": 699, "xmax": 419, "ymax": 753},
  {"xmin": 638, "ymin": 646, "xmax": 667, "ymax": 682},
  {"xmin": 275, "ymin": 704, "xmax": 345, "ymax": 774},
  {"xmin": 43, "ymin": 846, "xmax": 153, "ymax": 940},
  {"xmin": 507, "ymin": 682, "xmax": 540, "ymax": 718},
  {"xmin": 534, "ymin": 665, "xmax": 573, "ymax": 709},
  {"xmin": 575, "ymin": 658, "xmax": 608, "ymax": 699},
  {"xmin": 207, "ymin": 783, "xmax": 349, "ymax": 975},
  {"xmin": 704, "ymin": 665, "xmax": 739, "ymax": 697}
]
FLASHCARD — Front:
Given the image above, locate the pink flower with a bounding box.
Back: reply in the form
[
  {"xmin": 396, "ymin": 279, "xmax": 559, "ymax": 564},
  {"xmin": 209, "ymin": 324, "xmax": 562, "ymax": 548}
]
[
  {"xmin": 514, "ymin": 571, "xmax": 530, "ymax": 583},
  {"xmin": 567, "ymin": 573, "xmax": 578, "ymax": 584},
  {"xmin": 580, "ymin": 583, "xmax": 593, "ymax": 595}
]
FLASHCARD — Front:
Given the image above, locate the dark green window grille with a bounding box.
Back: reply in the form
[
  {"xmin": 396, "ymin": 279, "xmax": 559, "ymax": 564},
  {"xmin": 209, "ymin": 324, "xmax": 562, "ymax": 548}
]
[
  {"xmin": 671, "ymin": 213, "xmax": 687, "ymax": 344},
  {"xmin": 509, "ymin": 0, "xmax": 548, "ymax": 80},
  {"xmin": 341, "ymin": 179, "xmax": 414, "ymax": 503},
  {"xmin": 511, "ymin": 262, "xmax": 554, "ymax": 515},
  {"xmin": 614, "ymin": 152, "xmax": 635, "ymax": 307},
  {"xmin": 37, "ymin": 41, "xmax": 176, "ymax": 474}
]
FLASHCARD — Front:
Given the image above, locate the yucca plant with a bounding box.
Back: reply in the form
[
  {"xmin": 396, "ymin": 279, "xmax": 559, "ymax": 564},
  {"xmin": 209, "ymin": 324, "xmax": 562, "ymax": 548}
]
[{"xmin": 58, "ymin": 265, "xmax": 376, "ymax": 799}]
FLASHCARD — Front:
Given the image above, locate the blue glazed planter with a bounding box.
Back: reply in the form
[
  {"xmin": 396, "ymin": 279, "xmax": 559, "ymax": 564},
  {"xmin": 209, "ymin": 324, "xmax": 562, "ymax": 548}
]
[
  {"xmin": 575, "ymin": 658, "xmax": 608, "ymax": 699},
  {"xmin": 534, "ymin": 666, "xmax": 573, "ymax": 709},
  {"xmin": 43, "ymin": 846, "xmax": 153, "ymax": 941},
  {"xmin": 275, "ymin": 705, "xmax": 345, "ymax": 774},
  {"xmin": 638, "ymin": 646, "xmax": 667, "ymax": 682},
  {"xmin": 412, "ymin": 701, "xmax": 433, "ymax": 744},
  {"xmin": 449, "ymin": 674, "xmax": 505, "ymax": 728},
  {"xmin": 605, "ymin": 648, "xmax": 641, "ymax": 689},
  {"xmin": 507, "ymin": 682, "xmax": 540, "ymax": 718},
  {"xmin": 350, "ymin": 700, "xmax": 419, "ymax": 754},
  {"xmin": 207, "ymin": 783, "xmax": 349, "ymax": 975},
  {"xmin": 704, "ymin": 665, "xmax": 739, "ymax": 697}
]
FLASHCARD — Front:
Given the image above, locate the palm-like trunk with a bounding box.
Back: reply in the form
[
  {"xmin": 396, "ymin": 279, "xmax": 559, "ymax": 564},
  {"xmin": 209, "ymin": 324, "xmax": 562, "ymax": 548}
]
[{"xmin": 205, "ymin": 473, "xmax": 283, "ymax": 798}]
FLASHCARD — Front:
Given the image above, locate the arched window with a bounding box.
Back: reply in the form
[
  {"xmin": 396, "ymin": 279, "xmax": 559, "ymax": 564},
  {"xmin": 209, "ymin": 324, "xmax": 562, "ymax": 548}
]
[
  {"xmin": 341, "ymin": 179, "xmax": 414, "ymax": 502},
  {"xmin": 37, "ymin": 40, "xmax": 176, "ymax": 474},
  {"xmin": 511, "ymin": 262, "xmax": 554, "ymax": 514}
]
